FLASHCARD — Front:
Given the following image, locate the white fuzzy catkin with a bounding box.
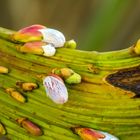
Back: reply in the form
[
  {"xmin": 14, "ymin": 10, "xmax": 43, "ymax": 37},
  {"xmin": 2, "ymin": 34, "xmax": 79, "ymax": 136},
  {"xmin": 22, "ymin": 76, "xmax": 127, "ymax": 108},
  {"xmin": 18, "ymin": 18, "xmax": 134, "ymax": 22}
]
[
  {"xmin": 43, "ymin": 76, "xmax": 68, "ymax": 104},
  {"xmin": 42, "ymin": 44, "xmax": 56, "ymax": 56},
  {"xmin": 39, "ymin": 28, "xmax": 65, "ymax": 47}
]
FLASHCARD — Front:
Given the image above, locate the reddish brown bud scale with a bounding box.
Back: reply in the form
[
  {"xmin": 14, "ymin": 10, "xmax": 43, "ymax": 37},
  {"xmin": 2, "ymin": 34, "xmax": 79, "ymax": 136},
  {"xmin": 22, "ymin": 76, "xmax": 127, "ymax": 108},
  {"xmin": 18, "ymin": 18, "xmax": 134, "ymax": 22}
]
[{"xmin": 16, "ymin": 118, "xmax": 43, "ymax": 136}]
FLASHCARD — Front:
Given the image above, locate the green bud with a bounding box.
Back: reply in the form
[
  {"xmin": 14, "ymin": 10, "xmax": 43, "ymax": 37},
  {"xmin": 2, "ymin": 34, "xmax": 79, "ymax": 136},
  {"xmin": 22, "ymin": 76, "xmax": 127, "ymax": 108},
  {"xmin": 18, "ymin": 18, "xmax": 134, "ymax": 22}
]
[
  {"xmin": 64, "ymin": 40, "xmax": 77, "ymax": 49},
  {"xmin": 52, "ymin": 68, "xmax": 62, "ymax": 76},
  {"xmin": 52, "ymin": 68, "xmax": 81, "ymax": 84},
  {"xmin": 65, "ymin": 73, "xmax": 81, "ymax": 84}
]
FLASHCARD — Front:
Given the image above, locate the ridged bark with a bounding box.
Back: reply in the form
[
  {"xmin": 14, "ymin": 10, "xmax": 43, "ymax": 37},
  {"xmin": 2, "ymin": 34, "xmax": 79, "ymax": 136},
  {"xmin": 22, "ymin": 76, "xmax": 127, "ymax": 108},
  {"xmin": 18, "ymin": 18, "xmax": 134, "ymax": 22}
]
[{"xmin": 0, "ymin": 27, "xmax": 140, "ymax": 140}]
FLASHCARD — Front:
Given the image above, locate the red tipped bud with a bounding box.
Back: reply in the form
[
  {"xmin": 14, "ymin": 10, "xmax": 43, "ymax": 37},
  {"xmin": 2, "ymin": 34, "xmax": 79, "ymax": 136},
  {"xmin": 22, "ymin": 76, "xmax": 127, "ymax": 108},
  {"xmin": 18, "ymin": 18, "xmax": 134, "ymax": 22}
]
[
  {"xmin": 16, "ymin": 118, "xmax": 43, "ymax": 136},
  {"xmin": 72, "ymin": 127, "xmax": 105, "ymax": 140},
  {"xmin": 52, "ymin": 68, "xmax": 81, "ymax": 84},
  {"xmin": 12, "ymin": 24, "xmax": 46, "ymax": 42},
  {"xmin": 12, "ymin": 25, "xmax": 66, "ymax": 48},
  {"xmin": 72, "ymin": 127, "xmax": 119, "ymax": 140},
  {"xmin": 17, "ymin": 41, "xmax": 45, "ymax": 54},
  {"xmin": 17, "ymin": 41, "xmax": 56, "ymax": 56}
]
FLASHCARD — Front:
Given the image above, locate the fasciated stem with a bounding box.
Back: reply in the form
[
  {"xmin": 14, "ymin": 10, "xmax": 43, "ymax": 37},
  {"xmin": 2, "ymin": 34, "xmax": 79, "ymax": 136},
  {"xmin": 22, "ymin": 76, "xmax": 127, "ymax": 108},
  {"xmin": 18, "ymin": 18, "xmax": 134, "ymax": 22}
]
[{"xmin": 0, "ymin": 27, "xmax": 140, "ymax": 140}]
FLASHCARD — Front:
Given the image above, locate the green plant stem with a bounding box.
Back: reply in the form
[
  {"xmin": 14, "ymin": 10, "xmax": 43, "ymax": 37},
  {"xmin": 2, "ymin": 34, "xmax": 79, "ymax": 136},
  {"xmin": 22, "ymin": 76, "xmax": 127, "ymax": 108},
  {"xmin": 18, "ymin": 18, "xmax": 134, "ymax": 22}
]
[{"xmin": 0, "ymin": 27, "xmax": 140, "ymax": 140}]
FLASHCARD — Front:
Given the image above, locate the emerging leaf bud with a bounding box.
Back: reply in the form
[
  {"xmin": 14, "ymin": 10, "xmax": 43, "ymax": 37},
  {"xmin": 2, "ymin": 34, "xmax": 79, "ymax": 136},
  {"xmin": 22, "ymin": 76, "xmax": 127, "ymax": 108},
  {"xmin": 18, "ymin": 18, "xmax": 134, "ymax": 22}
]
[
  {"xmin": 72, "ymin": 127, "xmax": 119, "ymax": 140},
  {"xmin": 17, "ymin": 41, "xmax": 45, "ymax": 55},
  {"xmin": 64, "ymin": 39, "xmax": 77, "ymax": 49},
  {"xmin": 12, "ymin": 25, "xmax": 66, "ymax": 48},
  {"xmin": 5, "ymin": 88, "xmax": 26, "ymax": 103},
  {"xmin": 52, "ymin": 68, "xmax": 81, "ymax": 84},
  {"xmin": 16, "ymin": 118, "xmax": 43, "ymax": 136},
  {"xmin": 12, "ymin": 24, "xmax": 46, "ymax": 42},
  {"xmin": 60, "ymin": 68, "xmax": 74, "ymax": 78},
  {"xmin": 52, "ymin": 68, "xmax": 73, "ymax": 78},
  {"xmin": 16, "ymin": 82, "xmax": 38, "ymax": 91},
  {"xmin": 65, "ymin": 72, "xmax": 81, "ymax": 84},
  {"xmin": 17, "ymin": 41, "xmax": 56, "ymax": 56}
]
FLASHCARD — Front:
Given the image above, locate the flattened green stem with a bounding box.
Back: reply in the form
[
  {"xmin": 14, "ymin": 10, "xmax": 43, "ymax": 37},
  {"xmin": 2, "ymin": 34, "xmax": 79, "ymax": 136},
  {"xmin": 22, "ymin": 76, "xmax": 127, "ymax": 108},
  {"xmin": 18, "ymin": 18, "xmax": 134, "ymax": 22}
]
[
  {"xmin": 0, "ymin": 34, "xmax": 140, "ymax": 70},
  {"xmin": 0, "ymin": 74, "xmax": 140, "ymax": 128},
  {"xmin": 0, "ymin": 100, "xmax": 78, "ymax": 140},
  {"xmin": 0, "ymin": 27, "xmax": 140, "ymax": 140}
]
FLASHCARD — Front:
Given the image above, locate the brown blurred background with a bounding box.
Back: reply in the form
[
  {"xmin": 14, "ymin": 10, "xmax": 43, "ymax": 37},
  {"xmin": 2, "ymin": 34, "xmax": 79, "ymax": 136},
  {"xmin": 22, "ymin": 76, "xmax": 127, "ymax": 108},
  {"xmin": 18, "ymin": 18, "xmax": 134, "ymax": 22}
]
[{"xmin": 0, "ymin": 0, "xmax": 140, "ymax": 50}]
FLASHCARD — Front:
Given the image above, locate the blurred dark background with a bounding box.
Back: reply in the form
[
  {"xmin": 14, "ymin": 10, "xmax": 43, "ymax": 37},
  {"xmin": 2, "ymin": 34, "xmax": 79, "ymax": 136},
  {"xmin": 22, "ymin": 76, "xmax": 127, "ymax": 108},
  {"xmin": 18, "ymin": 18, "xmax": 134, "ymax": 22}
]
[{"xmin": 0, "ymin": 0, "xmax": 140, "ymax": 50}]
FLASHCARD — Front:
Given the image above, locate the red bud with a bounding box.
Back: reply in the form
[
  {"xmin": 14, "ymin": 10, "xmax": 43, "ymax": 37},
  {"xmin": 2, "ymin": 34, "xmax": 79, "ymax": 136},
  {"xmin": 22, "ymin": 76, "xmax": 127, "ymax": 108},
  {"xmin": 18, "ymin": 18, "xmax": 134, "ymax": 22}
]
[
  {"xmin": 18, "ymin": 41, "xmax": 46, "ymax": 54},
  {"xmin": 16, "ymin": 118, "xmax": 43, "ymax": 136},
  {"xmin": 72, "ymin": 127, "xmax": 105, "ymax": 140}
]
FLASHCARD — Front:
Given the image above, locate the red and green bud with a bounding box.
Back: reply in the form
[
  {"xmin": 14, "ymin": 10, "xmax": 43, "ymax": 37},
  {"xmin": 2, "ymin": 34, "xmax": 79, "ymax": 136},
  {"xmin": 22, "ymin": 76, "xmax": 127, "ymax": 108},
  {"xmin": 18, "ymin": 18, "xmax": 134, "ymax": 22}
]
[
  {"xmin": 12, "ymin": 25, "xmax": 66, "ymax": 48},
  {"xmin": 17, "ymin": 41, "xmax": 45, "ymax": 54},
  {"xmin": 52, "ymin": 68, "xmax": 81, "ymax": 84},
  {"xmin": 12, "ymin": 24, "xmax": 46, "ymax": 42},
  {"xmin": 17, "ymin": 41, "xmax": 56, "ymax": 56},
  {"xmin": 72, "ymin": 127, "xmax": 119, "ymax": 140},
  {"xmin": 16, "ymin": 118, "xmax": 43, "ymax": 136},
  {"xmin": 72, "ymin": 127, "xmax": 105, "ymax": 140}
]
